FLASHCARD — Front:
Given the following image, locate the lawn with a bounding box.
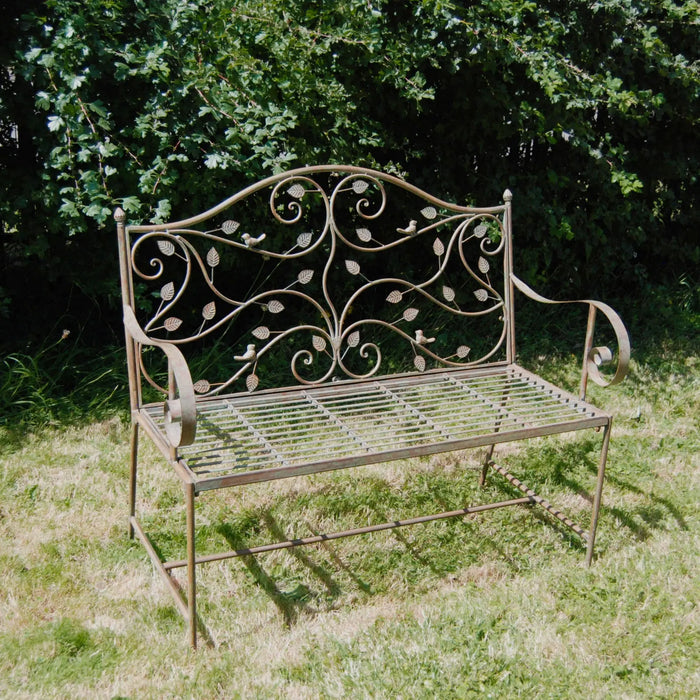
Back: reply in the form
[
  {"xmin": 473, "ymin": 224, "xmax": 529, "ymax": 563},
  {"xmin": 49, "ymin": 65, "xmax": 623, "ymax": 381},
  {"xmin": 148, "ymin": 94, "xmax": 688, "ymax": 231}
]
[{"xmin": 0, "ymin": 300, "xmax": 697, "ymax": 699}]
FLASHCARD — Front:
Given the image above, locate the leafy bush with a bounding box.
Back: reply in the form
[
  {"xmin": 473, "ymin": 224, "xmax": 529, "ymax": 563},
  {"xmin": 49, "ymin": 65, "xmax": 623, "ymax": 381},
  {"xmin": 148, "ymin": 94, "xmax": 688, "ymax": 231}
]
[{"xmin": 1, "ymin": 0, "xmax": 698, "ymax": 346}]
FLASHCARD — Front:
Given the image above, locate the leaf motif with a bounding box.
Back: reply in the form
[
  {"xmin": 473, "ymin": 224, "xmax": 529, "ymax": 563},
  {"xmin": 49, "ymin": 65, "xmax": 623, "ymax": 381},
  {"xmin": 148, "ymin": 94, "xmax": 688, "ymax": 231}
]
[
  {"xmin": 433, "ymin": 238, "xmax": 445, "ymax": 257},
  {"xmin": 386, "ymin": 290, "xmax": 403, "ymax": 304},
  {"xmin": 298, "ymin": 269, "xmax": 314, "ymax": 284},
  {"xmin": 356, "ymin": 227, "xmax": 372, "ymax": 242},
  {"xmin": 403, "ymin": 307, "xmax": 419, "ymax": 322},
  {"xmin": 347, "ymin": 331, "xmax": 360, "ymax": 347},
  {"xmin": 164, "ymin": 317, "xmax": 182, "ymax": 332},
  {"xmin": 474, "ymin": 224, "xmax": 488, "ymax": 238},
  {"xmin": 193, "ymin": 379, "xmax": 211, "ymax": 393},
  {"xmin": 267, "ymin": 300, "xmax": 284, "ymax": 313},
  {"xmin": 287, "ymin": 183, "xmax": 305, "ymax": 199},
  {"xmin": 352, "ymin": 179, "xmax": 369, "ymax": 194},
  {"xmin": 456, "ymin": 345, "xmax": 470, "ymax": 358},
  {"xmin": 312, "ymin": 335, "xmax": 327, "ymax": 352},
  {"xmin": 160, "ymin": 281, "xmax": 175, "ymax": 301},
  {"xmin": 478, "ymin": 256, "xmax": 490, "ymax": 274},
  {"xmin": 206, "ymin": 247, "xmax": 220, "ymax": 268},
  {"xmin": 474, "ymin": 289, "xmax": 489, "ymax": 302},
  {"xmin": 157, "ymin": 240, "xmax": 175, "ymax": 256},
  {"xmin": 421, "ymin": 206, "xmax": 437, "ymax": 220},
  {"xmin": 221, "ymin": 219, "xmax": 239, "ymax": 235},
  {"xmin": 202, "ymin": 301, "xmax": 216, "ymax": 320},
  {"xmin": 345, "ymin": 259, "xmax": 361, "ymax": 275},
  {"xmin": 414, "ymin": 355, "xmax": 426, "ymax": 372},
  {"xmin": 252, "ymin": 326, "xmax": 270, "ymax": 339},
  {"xmin": 297, "ymin": 232, "xmax": 313, "ymax": 248},
  {"xmin": 442, "ymin": 285, "xmax": 455, "ymax": 302},
  {"xmin": 246, "ymin": 373, "xmax": 259, "ymax": 392}
]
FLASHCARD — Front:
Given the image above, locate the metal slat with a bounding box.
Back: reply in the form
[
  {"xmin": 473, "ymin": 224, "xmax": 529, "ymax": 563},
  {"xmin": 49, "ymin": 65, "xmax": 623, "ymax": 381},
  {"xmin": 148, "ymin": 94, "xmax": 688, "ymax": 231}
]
[{"xmin": 141, "ymin": 365, "xmax": 607, "ymax": 484}]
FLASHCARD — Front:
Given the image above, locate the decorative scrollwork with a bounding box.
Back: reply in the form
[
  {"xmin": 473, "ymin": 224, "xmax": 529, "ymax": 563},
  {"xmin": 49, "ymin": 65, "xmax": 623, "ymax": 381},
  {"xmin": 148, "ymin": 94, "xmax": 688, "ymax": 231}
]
[{"xmin": 127, "ymin": 167, "xmax": 511, "ymax": 395}]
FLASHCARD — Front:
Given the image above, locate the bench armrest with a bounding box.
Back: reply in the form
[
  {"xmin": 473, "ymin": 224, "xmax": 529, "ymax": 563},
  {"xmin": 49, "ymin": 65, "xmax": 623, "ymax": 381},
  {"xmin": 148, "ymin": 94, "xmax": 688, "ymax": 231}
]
[
  {"xmin": 123, "ymin": 305, "xmax": 197, "ymax": 447},
  {"xmin": 511, "ymin": 274, "xmax": 630, "ymax": 397}
]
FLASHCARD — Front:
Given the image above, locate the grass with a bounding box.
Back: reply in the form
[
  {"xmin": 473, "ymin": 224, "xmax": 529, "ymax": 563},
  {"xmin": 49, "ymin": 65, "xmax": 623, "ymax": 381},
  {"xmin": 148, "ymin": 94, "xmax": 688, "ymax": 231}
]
[{"xmin": 0, "ymin": 294, "xmax": 698, "ymax": 699}]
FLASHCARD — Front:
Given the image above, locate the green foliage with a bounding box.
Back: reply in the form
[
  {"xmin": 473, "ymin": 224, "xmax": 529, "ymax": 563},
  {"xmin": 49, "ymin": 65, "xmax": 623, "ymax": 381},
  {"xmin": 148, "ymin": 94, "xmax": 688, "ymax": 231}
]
[{"xmin": 1, "ymin": 0, "xmax": 698, "ymax": 345}]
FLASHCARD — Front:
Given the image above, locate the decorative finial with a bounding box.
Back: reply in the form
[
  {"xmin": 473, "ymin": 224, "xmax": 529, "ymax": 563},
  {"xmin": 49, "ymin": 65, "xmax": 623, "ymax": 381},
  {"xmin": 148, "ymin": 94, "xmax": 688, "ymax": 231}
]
[
  {"xmin": 503, "ymin": 189, "xmax": 513, "ymax": 203},
  {"xmin": 114, "ymin": 207, "xmax": 126, "ymax": 223}
]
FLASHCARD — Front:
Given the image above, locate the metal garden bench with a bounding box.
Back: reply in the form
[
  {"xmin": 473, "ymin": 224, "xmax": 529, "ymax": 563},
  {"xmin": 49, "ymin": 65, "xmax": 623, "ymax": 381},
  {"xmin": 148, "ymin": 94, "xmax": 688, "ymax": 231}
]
[{"xmin": 116, "ymin": 165, "xmax": 630, "ymax": 647}]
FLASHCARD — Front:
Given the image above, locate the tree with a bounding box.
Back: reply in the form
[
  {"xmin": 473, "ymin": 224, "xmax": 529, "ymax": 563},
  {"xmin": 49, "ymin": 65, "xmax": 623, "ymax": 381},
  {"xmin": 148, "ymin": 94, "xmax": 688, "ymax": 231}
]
[{"xmin": 2, "ymin": 0, "xmax": 698, "ymax": 345}]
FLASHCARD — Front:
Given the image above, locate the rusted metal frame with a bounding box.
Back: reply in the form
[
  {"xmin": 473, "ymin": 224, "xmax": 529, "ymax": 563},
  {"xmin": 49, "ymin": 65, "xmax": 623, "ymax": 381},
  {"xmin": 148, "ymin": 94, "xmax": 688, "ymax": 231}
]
[
  {"xmin": 301, "ymin": 391, "xmax": 375, "ymax": 451},
  {"xmin": 124, "ymin": 165, "xmax": 507, "ymax": 236},
  {"xmin": 130, "ymin": 516, "xmax": 189, "ymax": 620},
  {"xmin": 128, "ymin": 422, "xmax": 139, "ymax": 539},
  {"xmin": 503, "ymin": 190, "xmax": 516, "ymax": 365},
  {"xmin": 488, "ymin": 461, "xmax": 588, "ymax": 540},
  {"xmin": 479, "ymin": 382, "xmax": 513, "ymax": 487},
  {"xmin": 224, "ymin": 400, "xmax": 291, "ymax": 468},
  {"xmin": 512, "ymin": 365, "xmax": 609, "ymax": 420},
  {"xmin": 510, "ymin": 274, "xmax": 630, "ymax": 393},
  {"xmin": 185, "ymin": 481, "xmax": 197, "ymax": 648},
  {"xmin": 580, "ymin": 305, "xmax": 597, "ymax": 400},
  {"xmin": 586, "ymin": 419, "xmax": 612, "ymax": 566},
  {"xmin": 124, "ymin": 306, "xmax": 197, "ymax": 447},
  {"xmin": 191, "ymin": 415, "xmax": 608, "ymax": 492},
  {"xmin": 162, "ymin": 497, "xmax": 534, "ymax": 571},
  {"xmin": 134, "ymin": 411, "xmax": 196, "ymax": 486}
]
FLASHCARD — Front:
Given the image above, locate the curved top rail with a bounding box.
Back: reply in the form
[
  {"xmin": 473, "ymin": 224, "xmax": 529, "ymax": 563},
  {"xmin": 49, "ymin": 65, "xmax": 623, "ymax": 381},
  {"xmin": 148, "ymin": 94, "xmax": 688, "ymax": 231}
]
[{"xmin": 121, "ymin": 165, "xmax": 509, "ymax": 232}]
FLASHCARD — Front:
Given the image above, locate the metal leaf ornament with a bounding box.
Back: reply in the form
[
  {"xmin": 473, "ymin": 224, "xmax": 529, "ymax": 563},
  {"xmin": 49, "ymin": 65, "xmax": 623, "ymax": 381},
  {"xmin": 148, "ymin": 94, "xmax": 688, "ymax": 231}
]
[
  {"xmin": 474, "ymin": 289, "xmax": 489, "ymax": 302},
  {"xmin": 478, "ymin": 256, "xmax": 490, "ymax": 274},
  {"xmin": 474, "ymin": 224, "xmax": 488, "ymax": 238},
  {"xmin": 206, "ymin": 247, "xmax": 220, "ymax": 268},
  {"xmin": 356, "ymin": 228, "xmax": 372, "ymax": 242},
  {"xmin": 386, "ymin": 290, "xmax": 403, "ymax": 304},
  {"xmin": 443, "ymin": 286, "xmax": 455, "ymax": 302},
  {"xmin": 157, "ymin": 240, "xmax": 175, "ymax": 256},
  {"xmin": 421, "ymin": 206, "xmax": 437, "ymax": 220},
  {"xmin": 297, "ymin": 269, "xmax": 314, "ymax": 285},
  {"xmin": 267, "ymin": 300, "xmax": 285, "ymax": 313},
  {"xmin": 221, "ymin": 220, "xmax": 239, "ymax": 235},
  {"xmin": 345, "ymin": 260, "xmax": 361, "ymax": 275},
  {"xmin": 297, "ymin": 232, "xmax": 313, "ymax": 248},
  {"xmin": 352, "ymin": 179, "xmax": 369, "ymax": 194},
  {"xmin": 312, "ymin": 335, "xmax": 327, "ymax": 352},
  {"xmin": 287, "ymin": 183, "xmax": 305, "ymax": 199},
  {"xmin": 194, "ymin": 379, "xmax": 211, "ymax": 394},
  {"xmin": 414, "ymin": 355, "xmax": 426, "ymax": 372},
  {"xmin": 160, "ymin": 281, "xmax": 175, "ymax": 301},
  {"xmin": 403, "ymin": 307, "xmax": 419, "ymax": 322},
  {"xmin": 164, "ymin": 317, "xmax": 182, "ymax": 332},
  {"xmin": 246, "ymin": 373, "xmax": 259, "ymax": 392},
  {"xmin": 252, "ymin": 326, "xmax": 270, "ymax": 339},
  {"xmin": 347, "ymin": 331, "xmax": 360, "ymax": 347},
  {"xmin": 202, "ymin": 301, "xmax": 216, "ymax": 320},
  {"xmin": 456, "ymin": 345, "xmax": 470, "ymax": 358},
  {"xmin": 433, "ymin": 238, "xmax": 445, "ymax": 257}
]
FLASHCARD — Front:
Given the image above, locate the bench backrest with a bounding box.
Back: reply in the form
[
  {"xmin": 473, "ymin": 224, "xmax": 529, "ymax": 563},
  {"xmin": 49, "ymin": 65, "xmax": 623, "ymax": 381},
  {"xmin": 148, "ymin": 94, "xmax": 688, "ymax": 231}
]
[{"xmin": 116, "ymin": 166, "xmax": 514, "ymax": 403}]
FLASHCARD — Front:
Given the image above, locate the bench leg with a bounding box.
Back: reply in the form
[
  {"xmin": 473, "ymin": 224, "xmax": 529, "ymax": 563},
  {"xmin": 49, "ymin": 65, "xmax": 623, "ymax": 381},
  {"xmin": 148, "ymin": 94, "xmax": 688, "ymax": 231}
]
[
  {"xmin": 480, "ymin": 444, "xmax": 496, "ymax": 486},
  {"xmin": 185, "ymin": 481, "xmax": 197, "ymax": 649},
  {"xmin": 128, "ymin": 421, "xmax": 139, "ymax": 539},
  {"xmin": 586, "ymin": 421, "xmax": 612, "ymax": 566}
]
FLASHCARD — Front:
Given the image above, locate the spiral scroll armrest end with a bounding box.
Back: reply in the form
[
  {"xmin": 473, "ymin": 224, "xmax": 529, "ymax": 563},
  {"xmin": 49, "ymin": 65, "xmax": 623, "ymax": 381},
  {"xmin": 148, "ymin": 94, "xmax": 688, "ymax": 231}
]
[{"xmin": 123, "ymin": 305, "xmax": 197, "ymax": 447}]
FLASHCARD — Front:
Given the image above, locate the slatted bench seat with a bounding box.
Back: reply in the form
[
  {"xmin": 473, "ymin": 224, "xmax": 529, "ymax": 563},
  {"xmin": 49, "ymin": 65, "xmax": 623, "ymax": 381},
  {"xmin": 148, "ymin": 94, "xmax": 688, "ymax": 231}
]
[{"xmin": 116, "ymin": 165, "xmax": 629, "ymax": 647}]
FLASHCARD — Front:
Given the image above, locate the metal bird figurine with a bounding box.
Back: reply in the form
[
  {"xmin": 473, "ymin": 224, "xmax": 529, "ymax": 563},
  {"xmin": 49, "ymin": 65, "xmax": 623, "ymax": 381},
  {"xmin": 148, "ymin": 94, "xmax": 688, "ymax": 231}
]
[
  {"xmin": 241, "ymin": 232, "xmax": 267, "ymax": 248},
  {"xmin": 397, "ymin": 220, "xmax": 418, "ymax": 236},
  {"xmin": 415, "ymin": 329, "xmax": 435, "ymax": 345},
  {"xmin": 234, "ymin": 344, "xmax": 257, "ymax": 362}
]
